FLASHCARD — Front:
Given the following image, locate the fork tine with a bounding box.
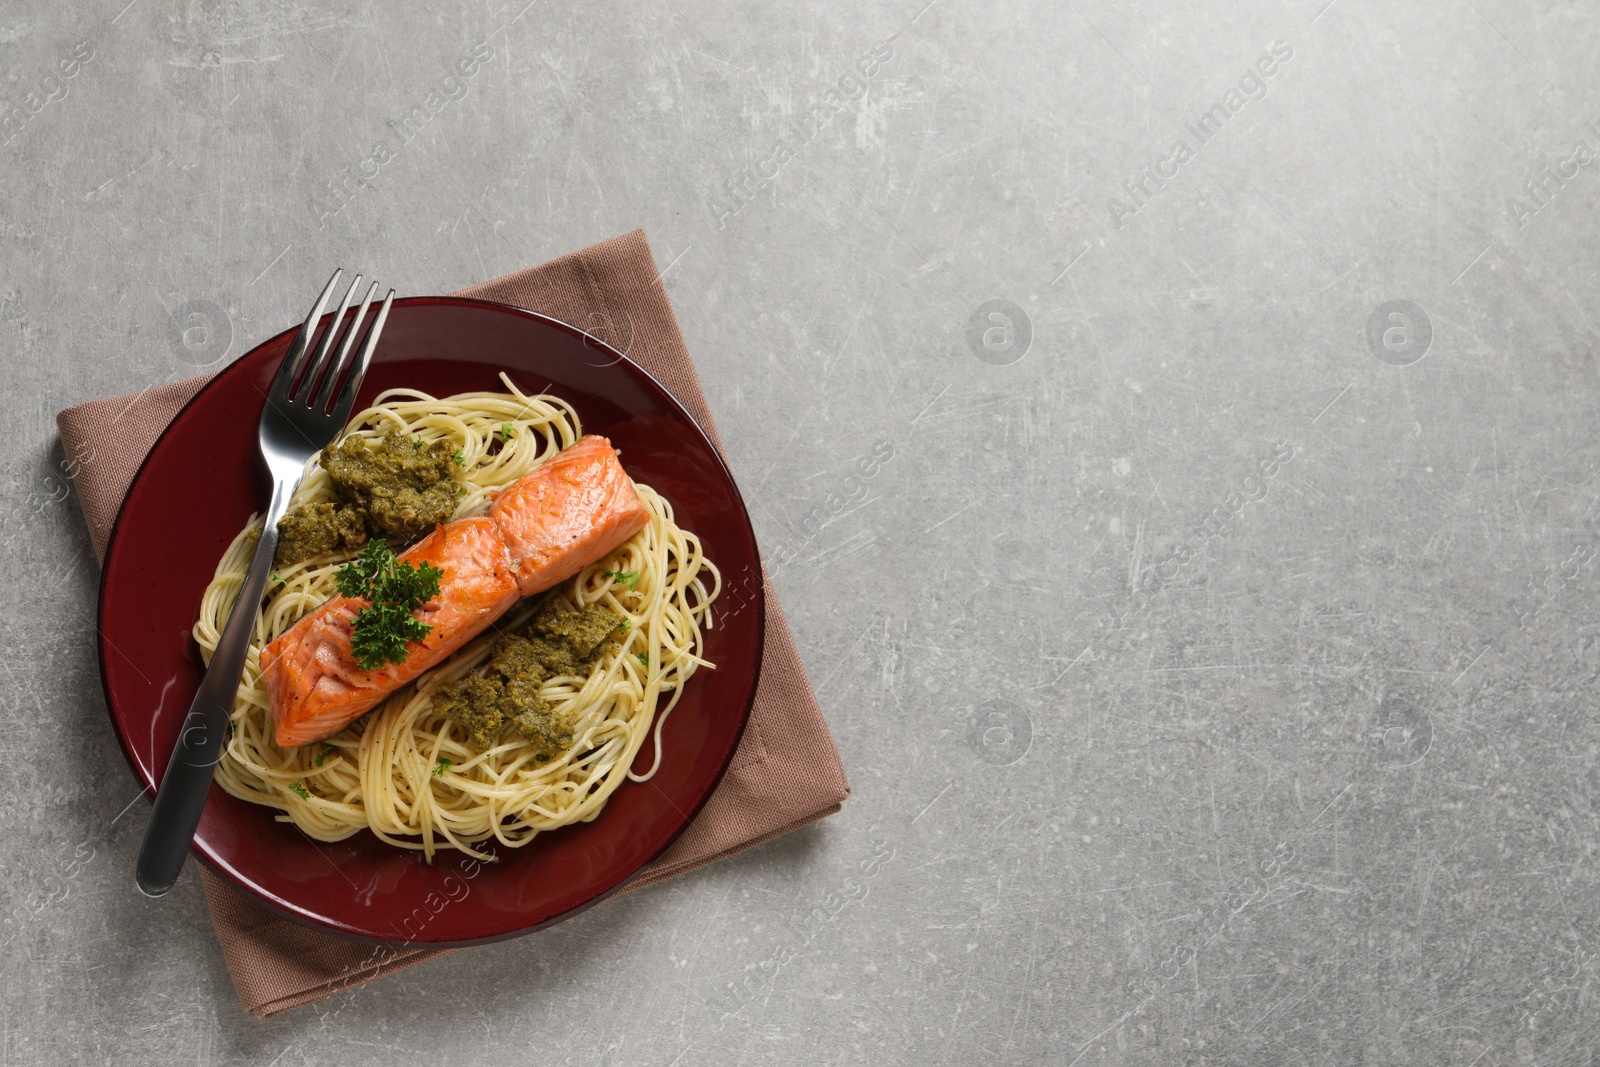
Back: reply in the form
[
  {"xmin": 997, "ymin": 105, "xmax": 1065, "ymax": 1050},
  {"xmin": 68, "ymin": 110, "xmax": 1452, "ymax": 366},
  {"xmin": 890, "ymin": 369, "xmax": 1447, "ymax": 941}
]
[
  {"xmin": 292, "ymin": 274, "xmax": 361, "ymax": 404},
  {"xmin": 271, "ymin": 269, "xmax": 342, "ymax": 399},
  {"xmin": 312, "ymin": 281, "xmax": 379, "ymax": 412},
  {"xmin": 331, "ymin": 288, "xmax": 394, "ymax": 424}
]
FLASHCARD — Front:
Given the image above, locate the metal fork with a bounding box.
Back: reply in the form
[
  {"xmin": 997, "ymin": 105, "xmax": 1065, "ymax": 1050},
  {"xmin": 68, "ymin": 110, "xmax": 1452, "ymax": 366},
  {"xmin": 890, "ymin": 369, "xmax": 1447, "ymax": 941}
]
[{"xmin": 136, "ymin": 269, "xmax": 395, "ymax": 898}]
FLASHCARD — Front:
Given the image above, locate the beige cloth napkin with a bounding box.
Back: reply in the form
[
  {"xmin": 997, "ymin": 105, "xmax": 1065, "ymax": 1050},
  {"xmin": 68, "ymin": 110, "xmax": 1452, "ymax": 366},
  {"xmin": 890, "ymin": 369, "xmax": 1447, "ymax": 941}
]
[{"xmin": 56, "ymin": 230, "xmax": 850, "ymax": 1018}]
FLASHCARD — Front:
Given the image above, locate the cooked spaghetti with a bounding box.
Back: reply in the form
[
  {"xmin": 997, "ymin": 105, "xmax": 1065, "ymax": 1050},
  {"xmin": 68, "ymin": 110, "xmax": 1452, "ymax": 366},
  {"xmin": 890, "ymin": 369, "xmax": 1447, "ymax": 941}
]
[{"xmin": 194, "ymin": 376, "xmax": 720, "ymax": 861}]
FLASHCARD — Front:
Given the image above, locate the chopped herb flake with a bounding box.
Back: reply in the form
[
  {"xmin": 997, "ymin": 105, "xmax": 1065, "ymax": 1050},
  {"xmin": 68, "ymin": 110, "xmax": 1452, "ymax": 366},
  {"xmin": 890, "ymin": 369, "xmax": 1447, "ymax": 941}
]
[
  {"xmin": 637, "ymin": 652, "xmax": 650, "ymax": 669},
  {"xmin": 604, "ymin": 568, "xmax": 640, "ymax": 589},
  {"xmin": 315, "ymin": 744, "xmax": 336, "ymax": 767},
  {"xmin": 433, "ymin": 757, "xmax": 453, "ymax": 777},
  {"xmin": 335, "ymin": 541, "xmax": 444, "ymax": 670},
  {"xmin": 289, "ymin": 780, "xmax": 311, "ymax": 800},
  {"xmin": 271, "ymin": 573, "xmax": 287, "ymax": 586},
  {"xmin": 451, "ymin": 448, "xmax": 465, "ymax": 466},
  {"xmin": 500, "ymin": 422, "xmax": 514, "ymax": 441}
]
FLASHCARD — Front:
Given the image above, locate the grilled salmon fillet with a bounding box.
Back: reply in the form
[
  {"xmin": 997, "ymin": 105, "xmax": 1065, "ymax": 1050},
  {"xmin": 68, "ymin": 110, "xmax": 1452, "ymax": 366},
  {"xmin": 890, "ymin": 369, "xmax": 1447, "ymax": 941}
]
[
  {"xmin": 260, "ymin": 517, "xmax": 521, "ymax": 747},
  {"xmin": 489, "ymin": 435, "xmax": 650, "ymax": 597},
  {"xmin": 259, "ymin": 435, "xmax": 649, "ymax": 747}
]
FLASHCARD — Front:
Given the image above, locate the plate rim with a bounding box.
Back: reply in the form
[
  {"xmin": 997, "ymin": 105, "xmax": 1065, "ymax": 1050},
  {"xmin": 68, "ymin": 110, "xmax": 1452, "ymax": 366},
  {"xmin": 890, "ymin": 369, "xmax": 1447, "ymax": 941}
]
[{"xmin": 96, "ymin": 294, "xmax": 766, "ymax": 946}]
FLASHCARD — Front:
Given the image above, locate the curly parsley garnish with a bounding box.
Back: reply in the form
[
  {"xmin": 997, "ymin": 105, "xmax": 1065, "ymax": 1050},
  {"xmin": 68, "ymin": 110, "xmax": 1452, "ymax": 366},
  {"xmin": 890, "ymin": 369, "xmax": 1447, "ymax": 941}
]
[
  {"xmin": 604, "ymin": 568, "xmax": 640, "ymax": 589},
  {"xmin": 336, "ymin": 541, "xmax": 444, "ymax": 670}
]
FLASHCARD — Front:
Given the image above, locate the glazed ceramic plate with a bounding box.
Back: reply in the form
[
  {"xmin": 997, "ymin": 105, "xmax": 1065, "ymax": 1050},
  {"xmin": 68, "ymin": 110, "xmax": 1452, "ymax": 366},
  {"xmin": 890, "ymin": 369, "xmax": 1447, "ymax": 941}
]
[{"xmin": 98, "ymin": 297, "xmax": 764, "ymax": 945}]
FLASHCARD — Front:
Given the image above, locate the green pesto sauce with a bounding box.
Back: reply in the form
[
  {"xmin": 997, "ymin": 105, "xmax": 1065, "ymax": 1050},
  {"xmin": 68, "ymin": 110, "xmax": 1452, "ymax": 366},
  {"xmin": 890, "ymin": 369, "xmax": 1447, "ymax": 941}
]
[
  {"xmin": 434, "ymin": 598, "xmax": 624, "ymax": 754},
  {"xmin": 273, "ymin": 429, "xmax": 461, "ymax": 566},
  {"xmin": 276, "ymin": 500, "xmax": 368, "ymax": 565}
]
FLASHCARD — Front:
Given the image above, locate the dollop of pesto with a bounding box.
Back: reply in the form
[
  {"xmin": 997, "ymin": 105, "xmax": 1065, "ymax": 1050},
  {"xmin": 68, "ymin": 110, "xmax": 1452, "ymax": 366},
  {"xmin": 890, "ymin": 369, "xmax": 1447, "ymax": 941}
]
[
  {"xmin": 275, "ymin": 501, "xmax": 368, "ymax": 565},
  {"xmin": 434, "ymin": 597, "xmax": 624, "ymax": 753},
  {"xmin": 323, "ymin": 430, "xmax": 461, "ymax": 542},
  {"xmin": 272, "ymin": 430, "xmax": 462, "ymax": 566}
]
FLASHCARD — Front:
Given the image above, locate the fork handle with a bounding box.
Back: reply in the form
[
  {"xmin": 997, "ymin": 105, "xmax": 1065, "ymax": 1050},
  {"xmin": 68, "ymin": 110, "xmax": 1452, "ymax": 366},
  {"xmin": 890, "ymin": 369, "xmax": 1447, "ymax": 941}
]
[{"xmin": 135, "ymin": 475, "xmax": 297, "ymax": 897}]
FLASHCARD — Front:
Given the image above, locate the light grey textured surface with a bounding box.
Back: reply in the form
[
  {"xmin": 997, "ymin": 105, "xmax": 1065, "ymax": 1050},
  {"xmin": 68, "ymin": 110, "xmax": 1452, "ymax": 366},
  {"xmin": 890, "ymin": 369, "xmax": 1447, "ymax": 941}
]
[{"xmin": 3, "ymin": 0, "xmax": 1599, "ymax": 1062}]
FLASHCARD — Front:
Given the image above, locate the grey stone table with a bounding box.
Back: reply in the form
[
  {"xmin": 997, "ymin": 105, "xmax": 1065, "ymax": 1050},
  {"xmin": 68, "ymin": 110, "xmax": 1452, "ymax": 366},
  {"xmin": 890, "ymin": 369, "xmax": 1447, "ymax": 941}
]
[{"xmin": 3, "ymin": 0, "xmax": 1597, "ymax": 1062}]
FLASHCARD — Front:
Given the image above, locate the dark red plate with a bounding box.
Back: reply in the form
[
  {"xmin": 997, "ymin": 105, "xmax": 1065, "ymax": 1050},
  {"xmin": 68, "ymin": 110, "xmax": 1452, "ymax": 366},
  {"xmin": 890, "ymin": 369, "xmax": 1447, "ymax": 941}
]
[{"xmin": 98, "ymin": 297, "xmax": 763, "ymax": 946}]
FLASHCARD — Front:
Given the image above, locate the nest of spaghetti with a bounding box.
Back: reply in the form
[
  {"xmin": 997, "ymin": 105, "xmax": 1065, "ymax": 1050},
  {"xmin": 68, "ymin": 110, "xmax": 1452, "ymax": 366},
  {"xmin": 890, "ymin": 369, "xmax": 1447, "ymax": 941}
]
[{"xmin": 193, "ymin": 377, "xmax": 720, "ymax": 861}]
